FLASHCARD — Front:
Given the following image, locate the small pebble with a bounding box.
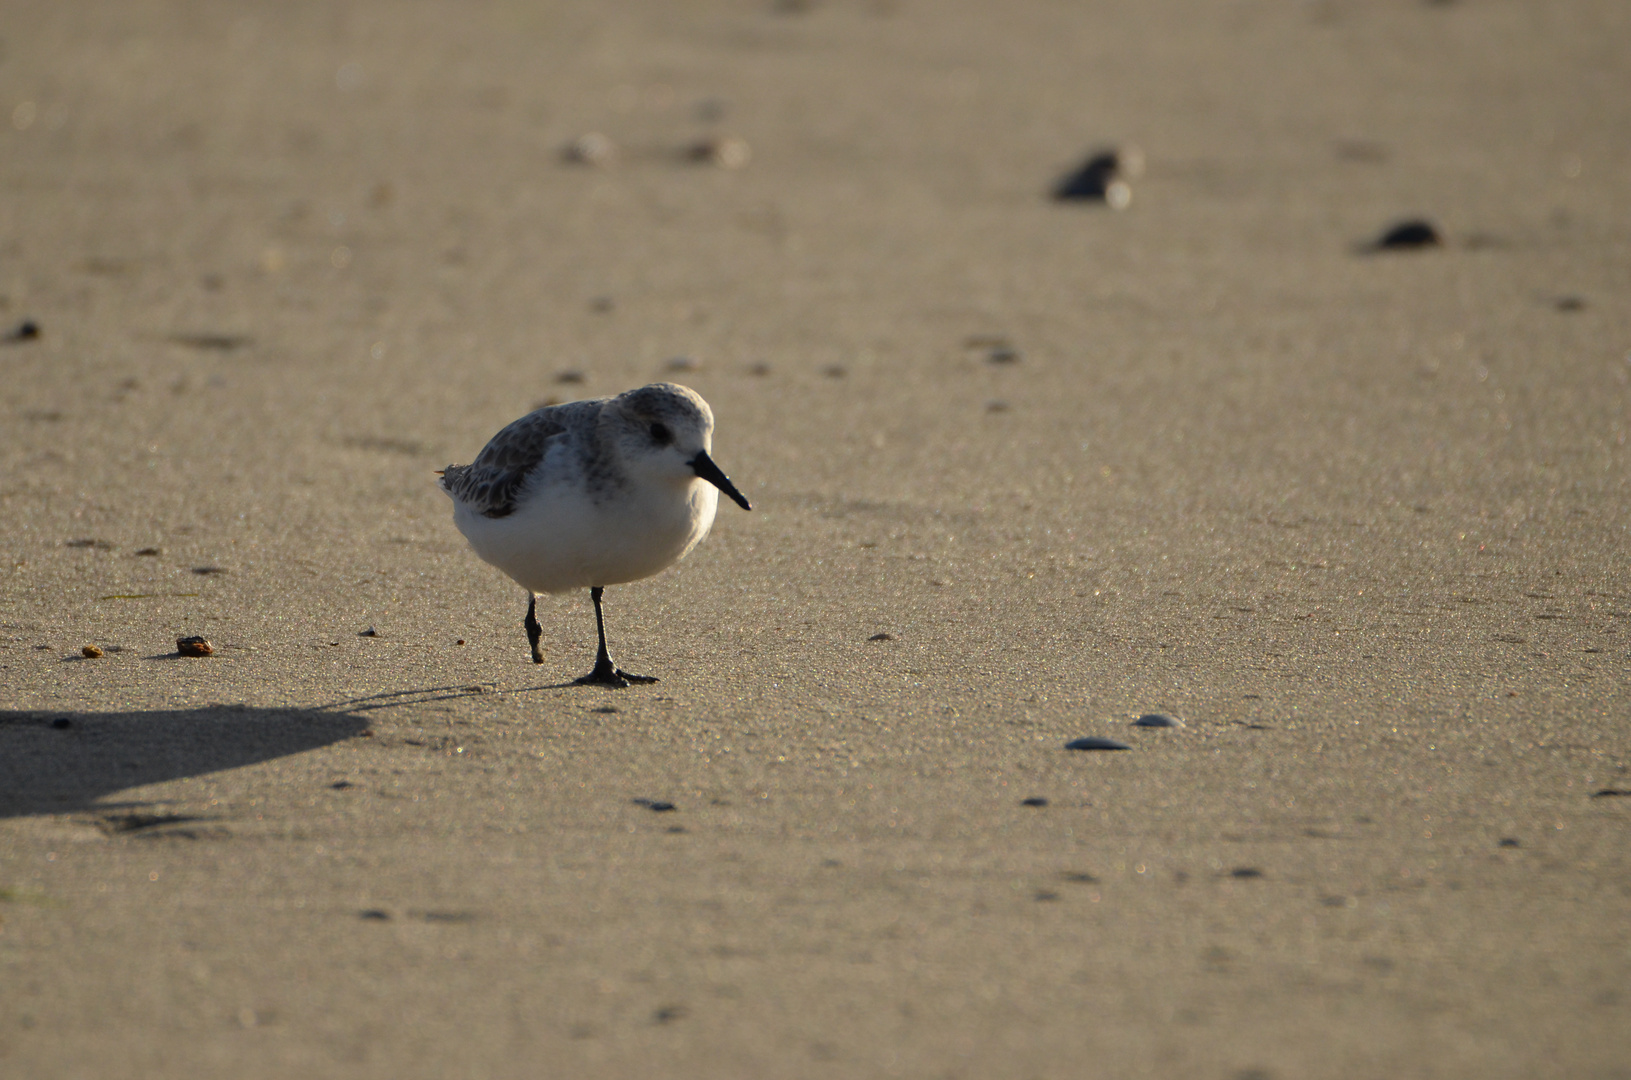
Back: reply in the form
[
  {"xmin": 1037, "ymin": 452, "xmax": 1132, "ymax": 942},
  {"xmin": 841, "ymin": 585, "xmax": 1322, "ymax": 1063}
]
[
  {"xmin": 191, "ymin": 566, "xmax": 227, "ymax": 575},
  {"xmin": 1020, "ymin": 797, "xmax": 1049, "ymax": 807},
  {"xmin": 1370, "ymin": 219, "xmax": 1442, "ymax": 251},
  {"xmin": 633, "ymin": 798, "xmax": 676, "ymax": 812},
  {"xmin": 986, "ymin": 345, "xmax": 1021, "ymax": 365},
  {"xmin": 133, "ymin": 547, "xmax": 162, "ymax": 556},
  {"xmin": 685, "ymin": 135, "xmax": 751, "ymax": 169},
  {"xmin": 358, "ymin": 909, "xmax": 392, "ymax": 921},
  {"xmin": 1065, "ymin": 736, "xmax": 1131, "ymax": 751},
  {"xmin": 984, "ymin": 399, "xmax": 1011, "ymax": 413},
  {"xmin": 867, "ymin": 632, "xmax": 893, "ymax": 641},
  {"xmin": 1554, "ymin": 295, "xmax": 1586, "ymax": 312},
  {"xmin": 455, "ymin": 638, "xmax": 465, "ymax": 646},
  {"xmin": 331, "ymin": 780, "xmax": 354, "ymax": 790},
  {"xmin": 175, "ymin": 635, "xmax": 214, "ymax": 657},
  {"xmin": 3, "ymin": 319, "xmax": 40, "ymax": 343},
  {"xmin": 358, "ymin": 627, "xmax": 379, "ymax": 637},
  {"xmin": 822, "ymin": 364, "xmax": 847, "ymax": 379},
  {"xmin": 665, "ymin": 356, "xmax": 701, "ymax": 373},
  {"xmin": 1591, "ymin": 788, "xmax": 1630, "ymax": 798},
  {"xmin": 1497, "ymin": 837, "xmax": 1521, "ymax": 848},
  {"xmin": 1230, "ymin": 867, "xmax": 1264, "ymax": 879},
  {"xmin": 563, "ymin": 132, "xmax": 617, "ymax": 166},
  {"xmin": 1133, "ymin": 713, "xmax": 1181, "ymax": 728},
  {"xmin": 555, "ymin": 370, "xmax": 585, "ymax": 384},
  {"xmin": 81, "ymin": 644, "xmax": 104, "ymax": 658}
]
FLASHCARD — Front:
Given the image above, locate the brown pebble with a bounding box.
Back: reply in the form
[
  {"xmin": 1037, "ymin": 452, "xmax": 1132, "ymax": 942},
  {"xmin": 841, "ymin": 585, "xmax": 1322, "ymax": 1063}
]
[
  {"xmin": 176, "ymin": 635, "xmax": 214, "ymax": 657},
  {"xmin": 868, "ymin": 632, "xmax": 893, "ymax": 641},
  {"xmin": 455, "ymin": 639, "xmax": 466, "ymax": 646},
  {"xmin": 81, "ymin": 644, "xmax": 104, "ymax": 658}
]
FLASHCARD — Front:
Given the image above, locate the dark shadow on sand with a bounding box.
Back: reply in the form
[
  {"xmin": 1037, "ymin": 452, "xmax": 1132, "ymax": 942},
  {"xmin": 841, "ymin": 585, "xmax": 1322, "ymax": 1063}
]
[{"xmin": 0, "ymin": 707, "xmax": 370, "ymax": 819}]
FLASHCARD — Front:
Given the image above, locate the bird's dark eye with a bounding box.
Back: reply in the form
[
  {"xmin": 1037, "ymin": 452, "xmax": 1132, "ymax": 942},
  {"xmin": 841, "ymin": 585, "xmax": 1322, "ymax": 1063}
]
[{"xmin": 649, "ymin": 422, "xmax": 672, "ymax": 445}]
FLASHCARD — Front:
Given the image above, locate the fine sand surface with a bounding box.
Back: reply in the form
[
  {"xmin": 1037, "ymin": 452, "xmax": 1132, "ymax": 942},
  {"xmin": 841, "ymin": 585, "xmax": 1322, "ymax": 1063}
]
[{"xmin": 2, "ymin": 1, "xmax": 1629, "ymax": 1076}]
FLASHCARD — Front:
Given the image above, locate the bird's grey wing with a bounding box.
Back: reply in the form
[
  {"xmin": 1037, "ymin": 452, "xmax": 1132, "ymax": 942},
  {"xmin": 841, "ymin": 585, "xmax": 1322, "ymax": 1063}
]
[{"xmin": 440, "ymin": 404, "xmax": 591, "ymax": 519}]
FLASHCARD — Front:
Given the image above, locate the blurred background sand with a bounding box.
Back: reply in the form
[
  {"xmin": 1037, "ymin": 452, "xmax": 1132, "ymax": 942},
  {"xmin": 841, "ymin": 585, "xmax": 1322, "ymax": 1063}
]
[{"xmin": 1, "ymin": 1, "xmax": 1628, "ymax": 1076}]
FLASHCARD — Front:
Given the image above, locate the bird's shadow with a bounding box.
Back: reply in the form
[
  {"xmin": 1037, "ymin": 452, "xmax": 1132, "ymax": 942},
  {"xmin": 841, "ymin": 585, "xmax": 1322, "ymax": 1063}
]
[
  {"xmin": 0, "ymin": 707, "xmax": 370, "ymax": 819},
  {"xmin": 0, "ymin": 680, "xmax": 627, "ymax": 819}
]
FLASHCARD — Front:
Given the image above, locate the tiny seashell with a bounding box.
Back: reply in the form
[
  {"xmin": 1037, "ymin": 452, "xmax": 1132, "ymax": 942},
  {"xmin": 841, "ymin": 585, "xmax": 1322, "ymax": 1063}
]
[
  {"xmin": 564, "ymin": 132, "xmax": 617, "ymax": 166},
  {"xmin": 687, "ymin": 135, "xmax": 751, "ymax": 169}
]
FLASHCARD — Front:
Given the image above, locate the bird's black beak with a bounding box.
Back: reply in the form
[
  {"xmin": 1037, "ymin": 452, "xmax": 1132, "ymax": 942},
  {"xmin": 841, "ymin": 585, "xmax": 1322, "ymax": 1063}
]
[{"xmin": 689, "ymin": 451, "xmax": 752, "ymax": 511}]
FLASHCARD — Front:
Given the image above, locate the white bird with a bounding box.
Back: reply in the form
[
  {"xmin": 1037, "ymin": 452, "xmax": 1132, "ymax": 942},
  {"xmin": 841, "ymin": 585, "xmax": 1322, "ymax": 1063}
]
[{"xmin": 439, "ymin": 383, "xmax": 751, "ymax": 687}]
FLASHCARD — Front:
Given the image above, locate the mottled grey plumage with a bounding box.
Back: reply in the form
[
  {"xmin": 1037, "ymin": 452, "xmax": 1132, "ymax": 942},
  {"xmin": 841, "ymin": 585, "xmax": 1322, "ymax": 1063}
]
[{"xmin": 439, "ymin": 400, "xmax": 602, "ymax": 519}]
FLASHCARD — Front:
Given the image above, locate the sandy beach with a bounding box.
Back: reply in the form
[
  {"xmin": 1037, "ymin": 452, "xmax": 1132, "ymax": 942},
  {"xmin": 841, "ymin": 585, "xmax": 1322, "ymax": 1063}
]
[{"xmin": 2, "ymin": 1, "xmax": 1628, "ymax": 1075}]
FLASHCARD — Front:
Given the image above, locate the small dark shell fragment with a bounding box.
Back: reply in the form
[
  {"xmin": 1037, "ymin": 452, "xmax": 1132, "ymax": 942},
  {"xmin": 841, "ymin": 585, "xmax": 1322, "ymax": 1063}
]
[
  {"xmin": 1065, "ymin": 736, "xmax": 1131, "ymax": 751},
  {"xmin": 1371, "ymin": 219, "xmax": 1442, "ymax": 250},
  {"xmin": 3, "ymin": 319, "xmax": 40, "ymax": 343},
  {"xmin": 176, "ymin": 635, "xmax": 214, "ymax": 657},
  {"xmin": 1052, "ymin": 148, "xmax": 1139, "ymax": 208},
  {"xmin": 1133, "ymin": 713, "xmax": 1181, "ymax": 728},
  {"xmin": 1020, "ymin": 797, "xmax": 1049, "ymax": 807}
]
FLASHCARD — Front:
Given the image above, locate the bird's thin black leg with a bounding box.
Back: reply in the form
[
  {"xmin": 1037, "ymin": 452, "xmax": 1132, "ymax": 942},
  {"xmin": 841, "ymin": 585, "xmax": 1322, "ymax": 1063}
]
[
  {"xmin": 524, "ymin": 593, "xmax": 545, "ymax": 665},
  {"xmin": 575, "ymin": 586, "xmax": 657, "ymax": 687}
]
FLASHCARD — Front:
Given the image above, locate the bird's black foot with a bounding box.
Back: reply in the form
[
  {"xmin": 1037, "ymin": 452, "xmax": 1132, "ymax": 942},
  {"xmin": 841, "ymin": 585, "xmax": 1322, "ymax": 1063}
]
[{"xmin": 573, "ymin": 657, "xmax": 658, "ymax": 688}]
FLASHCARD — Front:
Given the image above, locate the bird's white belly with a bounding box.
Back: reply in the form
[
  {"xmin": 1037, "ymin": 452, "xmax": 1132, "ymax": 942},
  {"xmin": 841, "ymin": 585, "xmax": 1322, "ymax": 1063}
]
[{"xmin": 454, "ymin": 475, "xmax": 718, "ymax": 594}]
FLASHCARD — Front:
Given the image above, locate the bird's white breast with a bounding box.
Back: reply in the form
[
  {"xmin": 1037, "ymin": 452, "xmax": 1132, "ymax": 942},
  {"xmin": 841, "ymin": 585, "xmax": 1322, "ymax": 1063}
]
[{"xmin": 452, "ymin": 457, "xmax": 718, "ymax": 595}]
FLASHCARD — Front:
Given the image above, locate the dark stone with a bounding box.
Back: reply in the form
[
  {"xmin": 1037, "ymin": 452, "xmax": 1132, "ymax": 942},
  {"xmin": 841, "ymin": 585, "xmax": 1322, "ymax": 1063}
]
[
  {"xmin": 1371, "ymin": 219, "xmax": 1442, "ymax": 250},
  {"xmin": 1065, "ymin": 736, "xmax": 1131, "ymax": 751}
]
